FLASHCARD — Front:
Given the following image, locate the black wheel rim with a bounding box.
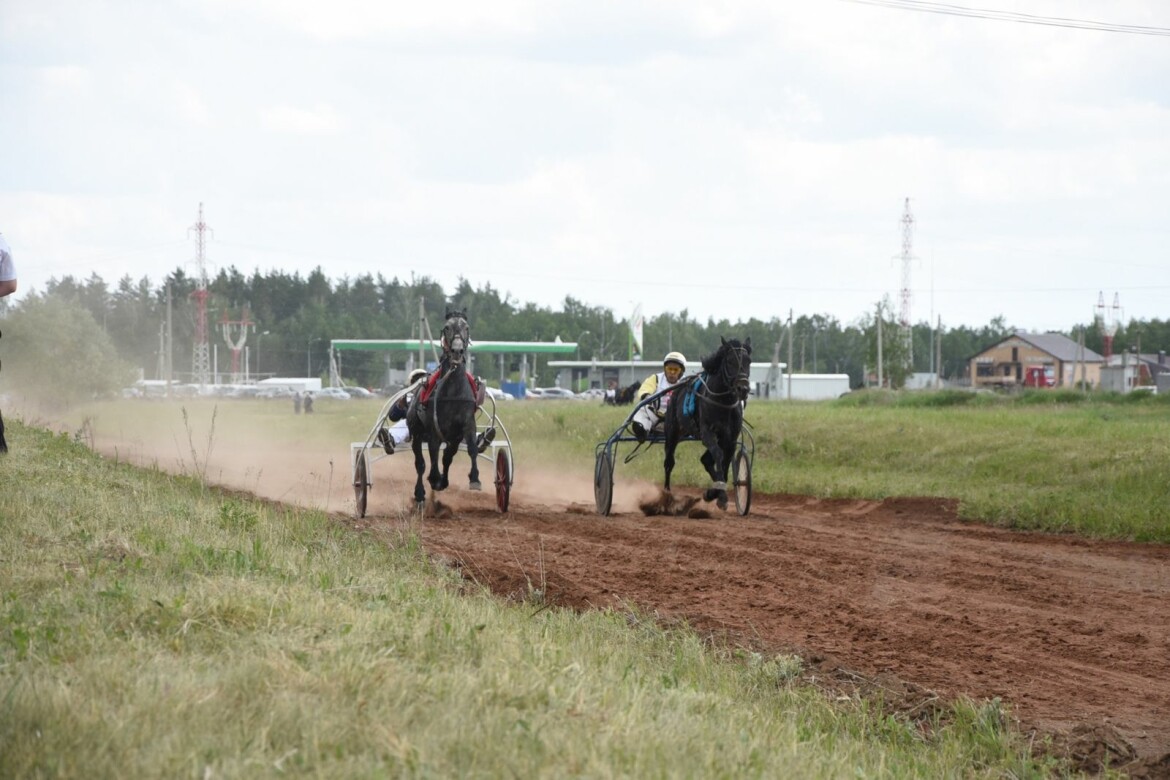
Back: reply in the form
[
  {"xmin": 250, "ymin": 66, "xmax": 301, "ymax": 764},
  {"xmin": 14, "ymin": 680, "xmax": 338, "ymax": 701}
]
[
  {"xmin": 733, "ymin": 449, "xmax": 751, "ymax": 516},
  {"xmin": 354, "ymin": 454, "xmax": 368, "ymax": 518},
  {"xmin": 594, "ymin": 450, "xmax": 614, "ymax": 516},
  {"xmin": 495, "ymin": 450, "xmax": 510, "ymax": 512}
]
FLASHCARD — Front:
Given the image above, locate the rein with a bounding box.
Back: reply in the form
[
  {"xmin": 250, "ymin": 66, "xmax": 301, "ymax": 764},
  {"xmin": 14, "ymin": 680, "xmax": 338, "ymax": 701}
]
[{"xmin": 695, "ymin": 346, "xmax": 749, "ymax": 410}]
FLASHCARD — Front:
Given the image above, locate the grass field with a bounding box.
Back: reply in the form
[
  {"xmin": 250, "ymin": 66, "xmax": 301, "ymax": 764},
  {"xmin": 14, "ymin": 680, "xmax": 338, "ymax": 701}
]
[{"xmin": 0, "ymin": 414, "xmax": 1071, "ymax": 778}]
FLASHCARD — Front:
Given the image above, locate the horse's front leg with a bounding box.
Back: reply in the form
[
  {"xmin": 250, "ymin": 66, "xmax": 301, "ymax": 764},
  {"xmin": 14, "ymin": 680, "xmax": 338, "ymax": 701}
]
[
  {"xmin": 699, "ymin": 427, "xmax": 728, "ymax": 509},
  {"xmin": 427, "ymin": 437, "xmax": 445, "ymax": 490},
  {"xmin": 411, "ymin": 436, "xmax": 427, "ymax": 505},
  {"xmin": 663, "ymin": 427, "xmax": 679, "ymax": 493},
  {"xmin": 464, "ymin": 427, "xmax": 481, "ymax": 490}
]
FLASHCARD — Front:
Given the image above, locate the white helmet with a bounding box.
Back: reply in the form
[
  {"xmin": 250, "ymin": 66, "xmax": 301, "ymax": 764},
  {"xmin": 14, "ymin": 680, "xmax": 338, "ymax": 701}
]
[
  {"xmin": 409, "ymin": 368, "xmax": 428, "ymax": 384},
  {"xmin": 663, "ymin": 351, "xmax": 686, "ymax": 370}
]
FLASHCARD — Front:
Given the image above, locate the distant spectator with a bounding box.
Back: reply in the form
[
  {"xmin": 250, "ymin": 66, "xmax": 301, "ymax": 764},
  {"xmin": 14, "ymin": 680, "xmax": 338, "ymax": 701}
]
[
  {"xmin": 0, "ymin": 231, "xmax": 16, "ymax": 453},
  {"xmin": 303, "ymin": 392, "xmax": 314, "ymax": 414},
  {"xmin": 293, "ymin": 391, "xmax": 302, "ymax": 414},
  {"xmin": 604, "ymin": 379, "xmax": 617, "ymax": 405},
  {"xmin": 0, "ymin": 232, "xmax": 15, "ymax": 299}
]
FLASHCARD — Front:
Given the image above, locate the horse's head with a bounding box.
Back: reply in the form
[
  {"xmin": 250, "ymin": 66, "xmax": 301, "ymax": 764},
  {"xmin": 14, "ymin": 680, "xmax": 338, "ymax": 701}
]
[
  {"xmin": 710, "ymin": 336, "xmax": 752, "ymax": 402},
  {"xmin": 441, "ymin": 309, "xmax": 470, "ymax": 367}
]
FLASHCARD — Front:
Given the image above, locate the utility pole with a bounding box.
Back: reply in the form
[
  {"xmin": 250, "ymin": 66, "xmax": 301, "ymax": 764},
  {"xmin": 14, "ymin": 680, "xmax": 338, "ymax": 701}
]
[
  {"xmin": 899, "ymin": 197, "xmax": 915, "ymax": 370},
  {"xmin": 189, "ymin": 203, "xmax": 212, "ymax": 387},
  {"xmin": 165, "ymin": 283, "xmax": 173, "ymax": 395},
  {"xmin": 876, "ymin": 302, "xmax": 884, "ymax": 389},
  {"xmin": 786, "ymin": 309, "xmax": 794, "ymax": 400},
  {"xmin": 935, "ymin": 315, "xmax": 942, "ymax": 389}
]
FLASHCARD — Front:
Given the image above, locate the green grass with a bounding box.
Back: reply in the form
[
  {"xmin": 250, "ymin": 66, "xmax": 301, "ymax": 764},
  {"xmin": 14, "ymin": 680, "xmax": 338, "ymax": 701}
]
[{"xmin": 0, "ymin": 419, "xmax": 1071, "ymax": 778}]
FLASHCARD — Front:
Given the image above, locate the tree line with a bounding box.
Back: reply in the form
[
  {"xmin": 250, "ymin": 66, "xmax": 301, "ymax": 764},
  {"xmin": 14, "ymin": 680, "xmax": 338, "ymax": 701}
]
[{"xmin": 1, "ymin": 265, "xmax": 1166, "ymax": 403}]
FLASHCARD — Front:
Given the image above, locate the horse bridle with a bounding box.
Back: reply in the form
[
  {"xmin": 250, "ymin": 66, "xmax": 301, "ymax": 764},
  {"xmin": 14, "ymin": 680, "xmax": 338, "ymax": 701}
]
[
  {"xmin": 442, "ymin": 316, "xmax": 470, "ymax": 368},
  {"xmin": 699, "ymin": 344, "xmax": 751, "ymax": 409}
]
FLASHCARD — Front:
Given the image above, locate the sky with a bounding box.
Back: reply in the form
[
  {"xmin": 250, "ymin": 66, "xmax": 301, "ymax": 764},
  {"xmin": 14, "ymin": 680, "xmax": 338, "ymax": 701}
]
[{"xmin": 2, "ymin": 0, "xmax": 1168, "ymax": 334}]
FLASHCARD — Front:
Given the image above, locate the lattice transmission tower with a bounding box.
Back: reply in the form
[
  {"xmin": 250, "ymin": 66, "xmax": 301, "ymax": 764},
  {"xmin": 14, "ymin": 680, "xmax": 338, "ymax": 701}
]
[
  {"xmin": 189, "ymin": 203, "xmax": 213, "ymax": 387},
  {"xmin": 899, "ymin": 197, "xmax": 915, "ymax": 366}
]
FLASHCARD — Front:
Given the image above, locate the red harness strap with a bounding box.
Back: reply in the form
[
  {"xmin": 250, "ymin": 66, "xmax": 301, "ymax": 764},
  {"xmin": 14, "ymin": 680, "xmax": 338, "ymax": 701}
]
[{"xmin": 418, "ymin": 369, "xmax": 478, "ymax": 405}]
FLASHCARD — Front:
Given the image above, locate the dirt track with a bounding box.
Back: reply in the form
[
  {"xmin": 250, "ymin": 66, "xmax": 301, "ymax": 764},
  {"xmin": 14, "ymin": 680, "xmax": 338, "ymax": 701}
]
[
  {"xmin": 382, "ymin": 486, "xmax": 1170, "ymax": 774},
  {"xmin": 82, "ymin": 414, "xmax": 1170, "ymax": 775}
]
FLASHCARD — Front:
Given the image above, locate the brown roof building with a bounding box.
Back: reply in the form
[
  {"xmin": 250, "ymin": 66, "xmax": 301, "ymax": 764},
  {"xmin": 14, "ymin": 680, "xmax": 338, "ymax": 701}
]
[{"xmin": 969, "ymin": 332, "xmax": 1103, "ymax": 390}]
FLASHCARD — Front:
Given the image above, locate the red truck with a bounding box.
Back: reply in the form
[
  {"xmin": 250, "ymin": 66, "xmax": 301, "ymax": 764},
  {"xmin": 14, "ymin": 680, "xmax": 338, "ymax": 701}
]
[{"xmin": 1024, "ymin": 366, "xmax": 1056, "ymax": 388}]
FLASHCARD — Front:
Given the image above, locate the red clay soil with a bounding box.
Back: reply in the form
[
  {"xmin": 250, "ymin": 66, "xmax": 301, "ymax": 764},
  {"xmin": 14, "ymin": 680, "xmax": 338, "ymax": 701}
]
[{"xmin": 392, "ymin": 490, "xmax": 1170, "ymax": 776}]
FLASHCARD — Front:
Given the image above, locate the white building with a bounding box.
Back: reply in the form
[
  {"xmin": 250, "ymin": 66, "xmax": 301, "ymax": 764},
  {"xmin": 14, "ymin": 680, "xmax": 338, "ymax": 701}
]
[{"xmin": 548, "ymin": 361, "xmax": 850, "ymax": 401}]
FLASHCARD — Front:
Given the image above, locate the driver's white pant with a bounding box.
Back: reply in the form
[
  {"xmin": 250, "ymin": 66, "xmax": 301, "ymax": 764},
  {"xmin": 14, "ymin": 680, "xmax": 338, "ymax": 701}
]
[
  {"xmin": 632, "ymin": 404, "xmax": 663, "ymax": 435},
  {"xmin": 389, "ymin": 419, "xmax": 410, "ymax": 446}
]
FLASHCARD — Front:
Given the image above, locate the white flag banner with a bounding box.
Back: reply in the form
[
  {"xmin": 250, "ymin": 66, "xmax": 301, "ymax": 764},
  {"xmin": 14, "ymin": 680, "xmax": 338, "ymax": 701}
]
[{"xmin": 630, "ymin": 304, "xmax": 644, "ymax": 356}]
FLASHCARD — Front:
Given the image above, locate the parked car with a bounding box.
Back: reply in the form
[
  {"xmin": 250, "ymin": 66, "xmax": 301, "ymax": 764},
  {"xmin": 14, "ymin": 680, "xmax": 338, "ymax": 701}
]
[
  {"xmin": 343, "ymin": 386, "xmax": 376, "ymax": 399},
  {"xmin": 534, "ymin": 387, "xmax": 578, "ymax": 400},
  {"xmin": 577, "ymin": 388, "xmax": 606, "ymax": 401},
  {"xmin": 314, "ymin": 387, "xmax": 352, "ymax": 400},
  {"xmin": 483, "ymin": 385, "xmax": 513, "ymax": 402}
]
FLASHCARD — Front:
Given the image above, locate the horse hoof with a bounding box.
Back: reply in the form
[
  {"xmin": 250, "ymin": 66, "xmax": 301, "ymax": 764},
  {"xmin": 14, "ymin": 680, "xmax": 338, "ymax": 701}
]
[
  {"xmin": 716, "ymin": 494, "xmax": 728, "ymax": 511},
  {"xmin": 703, "ymin": 488, "xmax": 720, "ymax": 502},
  {"xmin": 468, "ymin": 481, "xmax": 482, "ymax": 491}
]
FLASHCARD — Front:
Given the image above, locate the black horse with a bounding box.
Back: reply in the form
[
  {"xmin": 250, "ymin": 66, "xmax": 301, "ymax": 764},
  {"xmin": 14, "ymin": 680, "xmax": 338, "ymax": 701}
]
[
  {"xmin": 406, "ymin": 309, "xmax": 481, "ymax": 505},
  {"xmin": 612, "ymin": 382, "xmax": 640, "ymax": 405},
  {"xmin": 662, "ymin": 337, "xmax": 751, "ymax": 509}
]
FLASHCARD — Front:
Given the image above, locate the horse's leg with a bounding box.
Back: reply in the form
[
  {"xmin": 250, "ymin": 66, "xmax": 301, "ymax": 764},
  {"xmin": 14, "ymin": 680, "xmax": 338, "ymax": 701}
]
[
  {"xmin": 465, "ymin": 420, "xmax": 481, "ymax": 490},
  {"xmin": 427, "ymin": 436, "xmax": 444, "ymax": 490},
  {"xmin": 663, "ymin": 409, "xmax": 679, "ymax": 492},
  {"xmin": 411, "ymin": 436, "xmax": 427, "ymax": 505},
  {"xmin": 699, "ymin": 424, "xmax": 728, "ymax": 508},
  {"xmin": 436, "ymin": 439, "xmax": 456, "ymax": 491}
]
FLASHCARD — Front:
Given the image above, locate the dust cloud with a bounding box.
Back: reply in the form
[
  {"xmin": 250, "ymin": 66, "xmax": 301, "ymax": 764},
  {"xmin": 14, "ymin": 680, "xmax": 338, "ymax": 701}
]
[{"xmin": 9, "ymin": 398, "xmax": 659, "ymax": 519}]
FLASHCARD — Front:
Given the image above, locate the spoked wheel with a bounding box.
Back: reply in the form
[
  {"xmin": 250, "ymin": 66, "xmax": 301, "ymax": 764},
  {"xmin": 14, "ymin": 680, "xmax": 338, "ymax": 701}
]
[
  {"xmin": 354, "ymin": 451, "xmax": 369, "ymax": 518},
  {"xmin": 732, "ymin": 446, "xmax": 752, "ymax": 517},
  {"xmin": 494, "ymin": 448, "xmax": 512, "ymax": 512},
  {"xmin": 594, "ymin": 449, "xmax": 614, "ymax": 516}
]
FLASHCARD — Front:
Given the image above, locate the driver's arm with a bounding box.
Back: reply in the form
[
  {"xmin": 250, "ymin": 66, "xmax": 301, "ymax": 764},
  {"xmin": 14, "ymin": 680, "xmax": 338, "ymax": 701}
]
[{"xmin": 637, "ymin": 374, "xmax": 657, "ymax": 401}]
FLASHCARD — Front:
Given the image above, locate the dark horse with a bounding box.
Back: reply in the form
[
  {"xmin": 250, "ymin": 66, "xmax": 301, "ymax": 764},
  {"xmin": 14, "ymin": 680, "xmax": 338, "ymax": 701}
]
[
  {"xmin": 662, "ymin": 337, "xmax": 751, "ymax": 509},
  {"xmin": 406, "ymin": 309, "xmax": 481, "ymax": 506}
]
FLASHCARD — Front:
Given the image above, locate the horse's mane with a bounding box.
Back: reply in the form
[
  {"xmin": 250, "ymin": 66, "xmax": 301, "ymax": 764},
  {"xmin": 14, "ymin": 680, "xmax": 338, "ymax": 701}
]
[{"xmin": 700, "ymin": 337, "xmax": 749, "ymax": 374}]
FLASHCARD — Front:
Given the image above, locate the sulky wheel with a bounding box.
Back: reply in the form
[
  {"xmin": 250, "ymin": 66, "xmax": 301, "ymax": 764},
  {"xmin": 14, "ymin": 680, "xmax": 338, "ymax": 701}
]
[
  {"xmin": 732, "ymin": 446, "xmax": 752, "ymax": 516},
  {"xmin": 594, "ymin": 449, "xmax": 614, "ymax": 516},
  {"xmin": 494, "ymin": 448, "xmax": 512, "ymax": 512},
  {"xmin": 354, "ymin": 452, "xmax": 369, "ymax": 518}
]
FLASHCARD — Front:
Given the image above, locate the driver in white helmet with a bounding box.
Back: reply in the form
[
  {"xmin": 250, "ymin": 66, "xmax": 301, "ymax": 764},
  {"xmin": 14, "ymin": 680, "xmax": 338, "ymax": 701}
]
[
  {"xmin": 377, "ymin": 368, "xmax": 428, "ymax": 454},
  {"xmin": 629, "ymin": 351, "xmax": 687, "ymax": 443}
]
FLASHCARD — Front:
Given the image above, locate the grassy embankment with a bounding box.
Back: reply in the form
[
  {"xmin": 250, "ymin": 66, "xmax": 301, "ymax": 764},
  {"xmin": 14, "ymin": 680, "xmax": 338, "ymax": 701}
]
[{"xmin": 0, "ymin": 409, "xmax": 1075, "ymax": 778}]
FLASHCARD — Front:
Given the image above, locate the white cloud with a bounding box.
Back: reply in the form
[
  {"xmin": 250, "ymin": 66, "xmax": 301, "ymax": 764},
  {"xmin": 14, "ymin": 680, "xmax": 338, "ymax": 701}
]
[
  {"xmin": 2, "ymin": 0, "xmax": 1168, "ymax": 331},
  {"xmin": 258, "ymin": 103, "xmax": 344, "ymax": 135}
]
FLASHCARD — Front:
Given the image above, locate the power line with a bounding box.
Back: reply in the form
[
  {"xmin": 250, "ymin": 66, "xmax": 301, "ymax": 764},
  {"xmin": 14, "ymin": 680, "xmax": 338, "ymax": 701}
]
[{"xmin": 839, "ymin": 0, "xmax": 1170, "ymax": 36}]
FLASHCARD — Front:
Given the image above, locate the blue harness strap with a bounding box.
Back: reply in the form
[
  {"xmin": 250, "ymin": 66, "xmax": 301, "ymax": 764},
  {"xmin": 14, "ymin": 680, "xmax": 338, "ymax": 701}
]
[{"xmin": 682, "ymin": 375, "xmax": 705, "ymax": 418}]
